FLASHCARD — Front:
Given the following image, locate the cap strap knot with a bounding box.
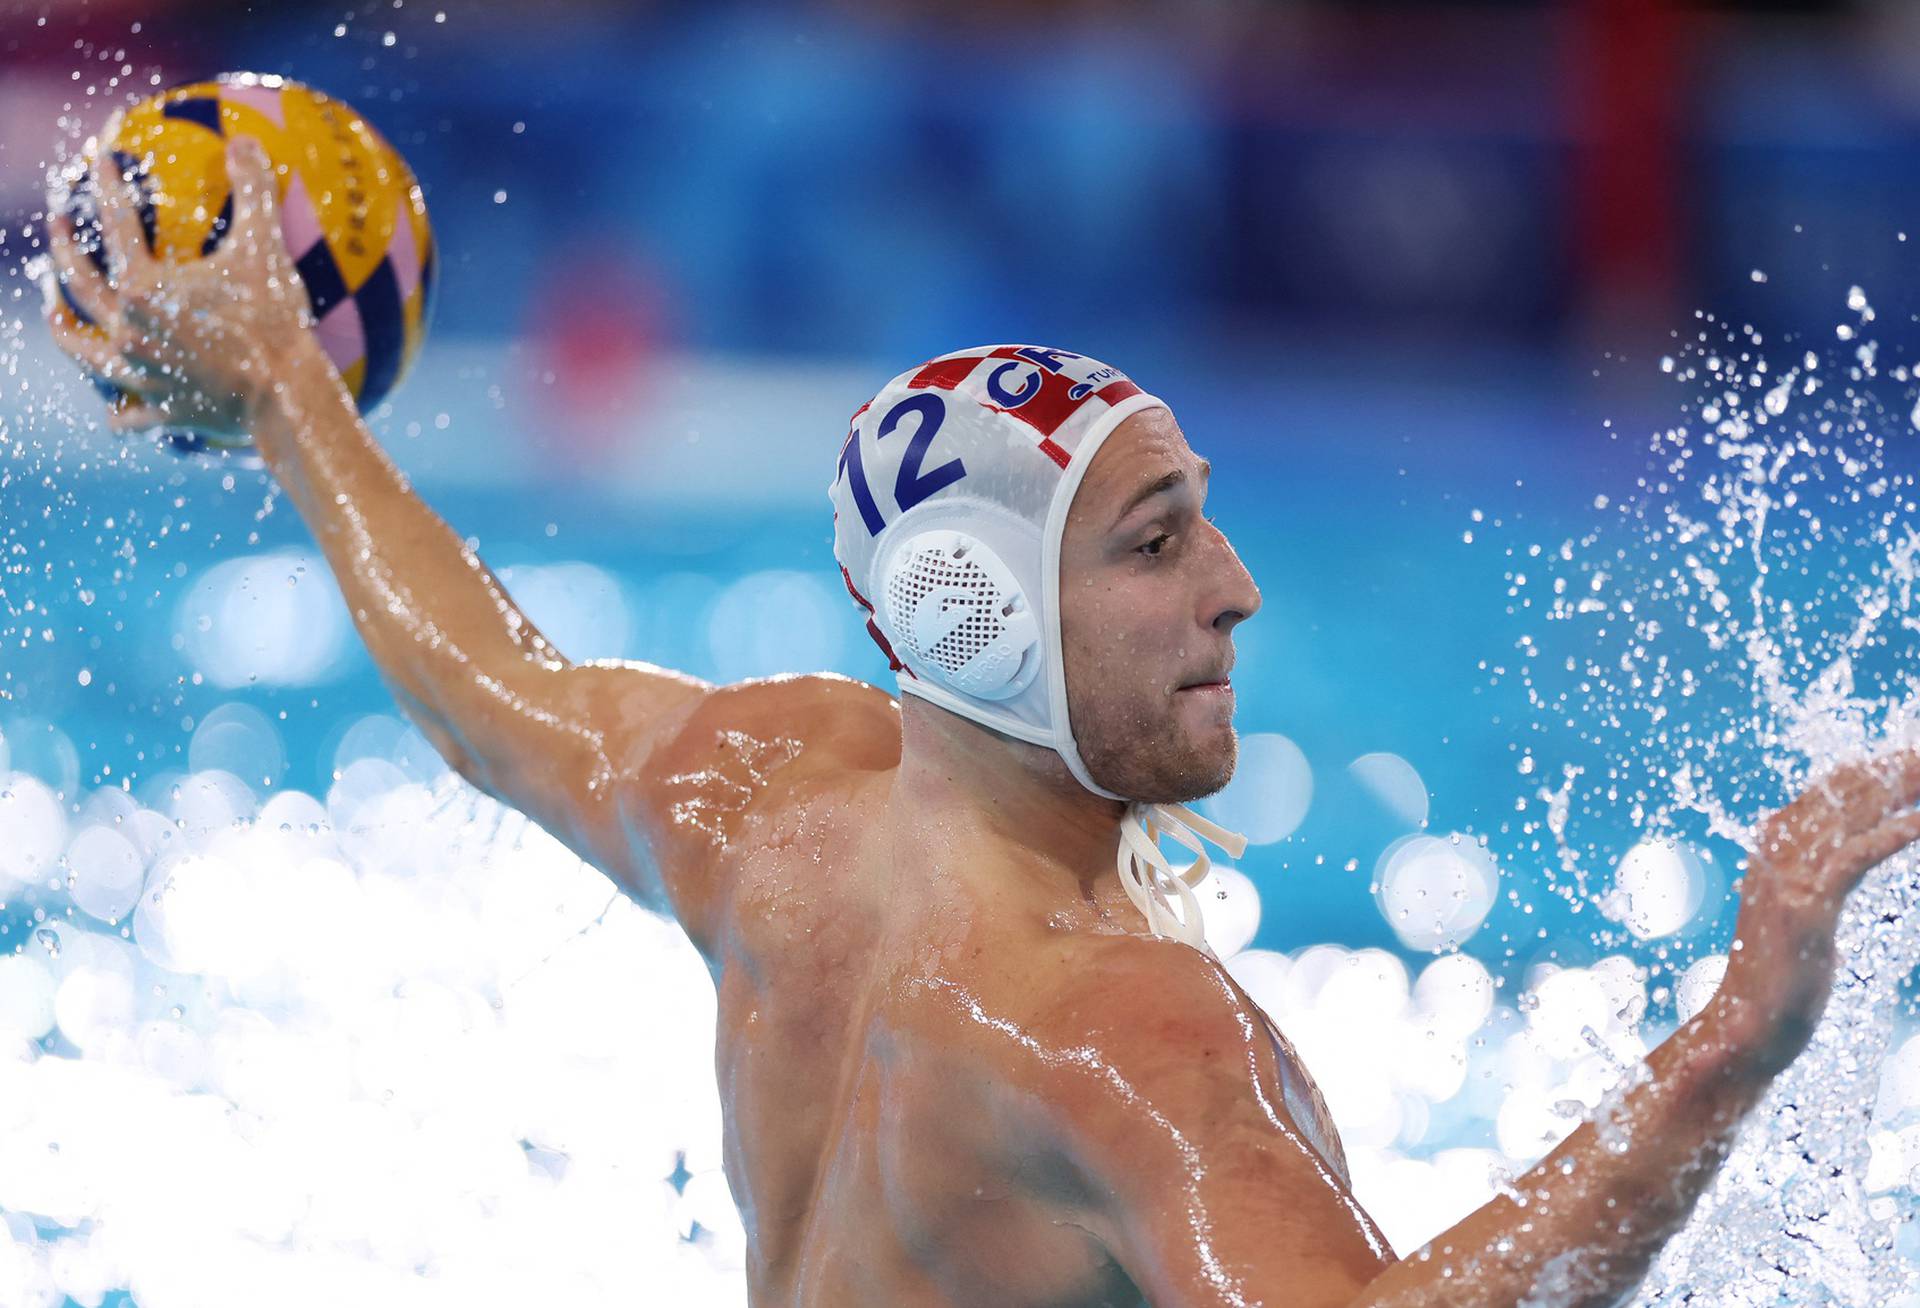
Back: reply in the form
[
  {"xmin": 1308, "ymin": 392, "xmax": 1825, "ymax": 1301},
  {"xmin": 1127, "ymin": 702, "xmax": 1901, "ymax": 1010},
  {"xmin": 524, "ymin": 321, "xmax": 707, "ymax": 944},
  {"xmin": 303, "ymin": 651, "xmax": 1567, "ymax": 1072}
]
[{"xmin": 1114, "ymin": 801, "xmax": 1250, "ymax": 951}]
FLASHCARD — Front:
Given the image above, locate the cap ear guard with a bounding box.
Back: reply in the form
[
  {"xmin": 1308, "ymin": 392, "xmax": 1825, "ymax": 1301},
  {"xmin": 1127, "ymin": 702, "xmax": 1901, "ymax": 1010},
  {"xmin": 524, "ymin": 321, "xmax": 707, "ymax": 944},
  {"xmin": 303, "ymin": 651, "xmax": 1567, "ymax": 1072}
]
[{"xmin": 881, "ymin": 529, "xmax": 1040, "ymax": 702}]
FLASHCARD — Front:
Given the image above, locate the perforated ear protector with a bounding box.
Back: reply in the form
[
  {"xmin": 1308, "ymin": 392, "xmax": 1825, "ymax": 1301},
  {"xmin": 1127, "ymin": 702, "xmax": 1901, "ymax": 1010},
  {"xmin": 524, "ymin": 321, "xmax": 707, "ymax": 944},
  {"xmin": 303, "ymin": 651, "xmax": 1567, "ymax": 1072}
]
[
  {"xmin": 865, "ymin": 493, "xmax": 1056, "ymax": 746},
  {"xmin": 881, "ymin": 529, "xmax": 1040, "ymax": 702}
]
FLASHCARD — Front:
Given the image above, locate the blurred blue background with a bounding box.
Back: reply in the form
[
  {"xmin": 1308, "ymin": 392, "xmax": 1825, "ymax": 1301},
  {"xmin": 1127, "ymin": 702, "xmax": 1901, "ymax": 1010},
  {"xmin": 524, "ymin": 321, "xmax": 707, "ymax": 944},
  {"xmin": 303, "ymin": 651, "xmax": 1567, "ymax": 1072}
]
[{"xmin": 6, "ymin": 0, "xmax": 1920, "ymax": 981}]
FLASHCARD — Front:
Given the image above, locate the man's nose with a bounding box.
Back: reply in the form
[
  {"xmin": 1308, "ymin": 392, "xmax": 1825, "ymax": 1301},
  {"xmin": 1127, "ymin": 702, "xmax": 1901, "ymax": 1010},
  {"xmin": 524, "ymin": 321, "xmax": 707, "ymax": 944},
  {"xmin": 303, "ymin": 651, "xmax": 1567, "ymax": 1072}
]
[{"xmin": 1208, "ymin": 531, "xmax": 1261, "ymax": 633}]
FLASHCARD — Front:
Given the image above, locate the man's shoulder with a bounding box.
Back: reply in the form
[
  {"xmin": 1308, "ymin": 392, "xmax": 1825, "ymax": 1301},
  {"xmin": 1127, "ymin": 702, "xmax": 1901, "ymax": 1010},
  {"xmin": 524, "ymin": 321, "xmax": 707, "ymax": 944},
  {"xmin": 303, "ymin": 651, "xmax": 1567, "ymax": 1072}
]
[
  {"xmin": 1035, "ymin": 936, "xmax": 1272, "ymax": 1096},
  {"xmin": 916, "ymin": 932, "xmax": 1269, "ymax": 1119},
  {"xmin": 912, "ymin": 935, "xmax": 1380, "ymax": 1263},
  {"xmin": 602, "ymin": 672, "xmax": 897, "ymax": 932},
  {"xmin": 637, "ymin": 671, "xmax": 902, "ymax": 781}
]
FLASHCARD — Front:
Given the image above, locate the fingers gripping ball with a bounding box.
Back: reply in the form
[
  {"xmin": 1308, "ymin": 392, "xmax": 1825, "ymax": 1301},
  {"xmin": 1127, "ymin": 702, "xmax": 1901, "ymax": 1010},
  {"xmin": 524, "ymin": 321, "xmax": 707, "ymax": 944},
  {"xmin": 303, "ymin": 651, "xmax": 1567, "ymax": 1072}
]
[{"xmin": 53, "ymin": 72, "xmax": 436, "ymax": 458}]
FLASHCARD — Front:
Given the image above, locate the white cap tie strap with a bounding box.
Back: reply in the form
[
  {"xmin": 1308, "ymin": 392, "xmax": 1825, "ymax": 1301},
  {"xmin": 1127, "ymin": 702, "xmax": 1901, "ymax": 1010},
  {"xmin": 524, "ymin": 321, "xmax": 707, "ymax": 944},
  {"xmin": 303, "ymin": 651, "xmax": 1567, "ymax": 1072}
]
[{"xmin": 1114, "ymin": 801, "xmax": 1250, "ymax": 951}]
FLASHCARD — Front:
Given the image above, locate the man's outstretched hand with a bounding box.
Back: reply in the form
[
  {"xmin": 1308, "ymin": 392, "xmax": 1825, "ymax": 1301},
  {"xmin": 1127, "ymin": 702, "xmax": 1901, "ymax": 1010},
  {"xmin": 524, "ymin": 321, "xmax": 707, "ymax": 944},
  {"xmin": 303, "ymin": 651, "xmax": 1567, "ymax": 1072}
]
[
  {"xmin": 1719, "ymin": 747, "xmax": 1920, "ymax": 1074},
  {"xmin": 43, "ymin": 136, "xmax": 311, "ymax": 438}
]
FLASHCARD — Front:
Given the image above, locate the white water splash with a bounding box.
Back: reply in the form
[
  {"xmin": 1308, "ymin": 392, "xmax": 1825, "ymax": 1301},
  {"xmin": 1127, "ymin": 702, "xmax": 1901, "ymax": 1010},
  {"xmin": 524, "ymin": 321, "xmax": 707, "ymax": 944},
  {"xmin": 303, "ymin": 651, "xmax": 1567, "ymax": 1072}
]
[
  {"xmin": 0, "ymin": 768, "xmax": 747, "ymax": 1308},
  {"xmin": 1506, "ymin": 299, "xmax": 1920, "ymax": 1304}
]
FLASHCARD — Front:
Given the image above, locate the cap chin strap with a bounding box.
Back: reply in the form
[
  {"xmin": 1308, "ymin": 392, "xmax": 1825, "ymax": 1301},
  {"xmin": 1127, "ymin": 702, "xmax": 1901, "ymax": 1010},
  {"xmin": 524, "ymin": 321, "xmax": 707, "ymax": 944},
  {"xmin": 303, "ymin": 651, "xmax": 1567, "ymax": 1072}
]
[{"xmin": 1115, "ymin": 801, "xmax": 1250, "ymax": 953}]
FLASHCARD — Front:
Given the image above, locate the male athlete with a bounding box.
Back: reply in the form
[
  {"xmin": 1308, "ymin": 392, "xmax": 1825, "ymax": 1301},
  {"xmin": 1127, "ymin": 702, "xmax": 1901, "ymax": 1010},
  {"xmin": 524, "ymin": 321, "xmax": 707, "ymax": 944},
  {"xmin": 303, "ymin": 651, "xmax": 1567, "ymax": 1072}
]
[{"xmin": 42, "ymin": 137, "xmax": 1920, "ymax": 1306}]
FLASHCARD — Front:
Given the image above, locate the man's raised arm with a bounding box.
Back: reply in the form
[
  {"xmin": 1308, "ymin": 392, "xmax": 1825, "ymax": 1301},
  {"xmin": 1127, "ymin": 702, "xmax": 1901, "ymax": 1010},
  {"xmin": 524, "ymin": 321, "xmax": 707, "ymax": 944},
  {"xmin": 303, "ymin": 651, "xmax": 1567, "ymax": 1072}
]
[
  {"xmin": 249, "ymin": 325, "xmax": 711, "ymax": 887},
  {"xmin": 44, "ymin": 141, "xmax": 717, "ymax": 916}
]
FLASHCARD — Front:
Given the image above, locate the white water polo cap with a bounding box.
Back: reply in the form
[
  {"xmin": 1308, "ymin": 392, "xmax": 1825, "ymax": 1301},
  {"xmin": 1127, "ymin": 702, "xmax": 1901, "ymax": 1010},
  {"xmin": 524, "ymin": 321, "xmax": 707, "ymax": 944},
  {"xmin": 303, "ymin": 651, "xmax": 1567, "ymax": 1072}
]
[{"xmin": 828, "ymin": 345, "xmax": 1248, "ymax": 951}]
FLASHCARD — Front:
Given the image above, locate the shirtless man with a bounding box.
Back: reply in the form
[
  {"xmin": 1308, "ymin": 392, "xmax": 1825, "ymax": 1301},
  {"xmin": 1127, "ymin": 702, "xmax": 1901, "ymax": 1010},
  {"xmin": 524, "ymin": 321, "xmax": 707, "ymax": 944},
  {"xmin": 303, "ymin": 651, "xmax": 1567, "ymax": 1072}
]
[{"xmin": 43, "ymin": 137, "xmax": 1920, "ymax": 1307}]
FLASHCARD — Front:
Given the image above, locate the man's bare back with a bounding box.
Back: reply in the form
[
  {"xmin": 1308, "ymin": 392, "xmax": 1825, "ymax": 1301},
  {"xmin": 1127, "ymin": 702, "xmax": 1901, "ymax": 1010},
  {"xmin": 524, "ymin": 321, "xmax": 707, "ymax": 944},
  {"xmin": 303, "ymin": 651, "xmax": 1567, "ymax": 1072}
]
[
  {"xmin": 618, "ymin": 675, "xmax": 1383, "ymax": 1305},
  {"xmin": 48, "ymin": 139, "xmax": 1920, "ymax": 1306}
]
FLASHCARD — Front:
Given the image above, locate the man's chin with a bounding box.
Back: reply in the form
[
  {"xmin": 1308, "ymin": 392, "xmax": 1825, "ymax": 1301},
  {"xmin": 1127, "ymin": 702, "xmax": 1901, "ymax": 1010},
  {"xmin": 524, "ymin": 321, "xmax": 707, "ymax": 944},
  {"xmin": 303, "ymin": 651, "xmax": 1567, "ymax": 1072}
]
[
  {"xmin": 1178, "ymin": 717, "xmax": 1238, "ymax": 793},
  {"xmin": 1087, "ymin": 731, "xmax": 1236, "ymax": 806},
  {"xmin": 1186, "ymin": 739, "xmax": 1238, "ymax": 803}
]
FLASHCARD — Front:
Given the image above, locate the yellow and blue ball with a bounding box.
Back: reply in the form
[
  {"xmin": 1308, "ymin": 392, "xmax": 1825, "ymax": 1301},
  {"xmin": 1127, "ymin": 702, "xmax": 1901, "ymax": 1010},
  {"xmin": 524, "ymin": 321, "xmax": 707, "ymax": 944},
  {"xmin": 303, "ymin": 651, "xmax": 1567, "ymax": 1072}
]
[{"xmin": 56, "ymin": 72, "xmax": 436, "ymax": 458}]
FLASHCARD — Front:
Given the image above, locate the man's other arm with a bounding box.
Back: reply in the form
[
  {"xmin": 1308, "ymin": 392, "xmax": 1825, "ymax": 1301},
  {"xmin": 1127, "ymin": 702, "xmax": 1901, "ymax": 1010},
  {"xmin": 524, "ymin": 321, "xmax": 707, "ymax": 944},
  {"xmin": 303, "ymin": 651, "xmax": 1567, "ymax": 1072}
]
[
  {"xmin": 1071, "ymin": 752, "xmax": 1920, "ymax": 1306},
  {"xmin": 1069, "ymin": 950, "xmax": 1787, "ymax": 1307}
]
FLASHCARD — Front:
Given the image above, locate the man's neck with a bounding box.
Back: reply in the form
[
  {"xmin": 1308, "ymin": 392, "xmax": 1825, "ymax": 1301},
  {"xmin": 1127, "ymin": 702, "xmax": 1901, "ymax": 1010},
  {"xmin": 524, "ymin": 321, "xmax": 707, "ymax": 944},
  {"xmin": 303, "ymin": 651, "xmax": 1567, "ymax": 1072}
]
[{"xmin": 890, "ymin": 694, "xmax": 1133, "ymax": 911}]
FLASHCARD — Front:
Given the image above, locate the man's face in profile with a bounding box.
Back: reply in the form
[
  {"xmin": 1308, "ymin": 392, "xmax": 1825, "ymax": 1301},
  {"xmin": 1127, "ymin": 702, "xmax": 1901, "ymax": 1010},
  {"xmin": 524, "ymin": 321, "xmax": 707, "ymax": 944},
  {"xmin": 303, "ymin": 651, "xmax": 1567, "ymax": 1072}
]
[{"xmin": 1058, "ymin": 407, "xmax": 1261, "ymax": 804}]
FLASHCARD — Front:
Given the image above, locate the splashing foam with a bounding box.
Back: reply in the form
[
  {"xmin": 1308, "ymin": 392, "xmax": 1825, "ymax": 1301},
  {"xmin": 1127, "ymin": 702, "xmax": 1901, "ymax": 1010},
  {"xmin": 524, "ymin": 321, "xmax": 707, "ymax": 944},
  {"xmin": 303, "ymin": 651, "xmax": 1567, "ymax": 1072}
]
[
  {"xmin": 1504, "ymin": 290, "xmax": 1920, "ymax": 1305},
  {"xmin": 0, "ymin": 768, "xmax": 746, "ymax": 1308}
]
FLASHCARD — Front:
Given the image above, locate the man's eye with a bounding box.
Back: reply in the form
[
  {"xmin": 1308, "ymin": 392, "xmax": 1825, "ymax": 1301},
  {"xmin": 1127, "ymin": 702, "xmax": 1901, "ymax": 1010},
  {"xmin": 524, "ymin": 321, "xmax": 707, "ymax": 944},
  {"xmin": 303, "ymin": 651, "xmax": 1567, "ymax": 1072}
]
[{"xmin": 1139, "ymin": 533, "xmax": 1171, "ymax": 557}]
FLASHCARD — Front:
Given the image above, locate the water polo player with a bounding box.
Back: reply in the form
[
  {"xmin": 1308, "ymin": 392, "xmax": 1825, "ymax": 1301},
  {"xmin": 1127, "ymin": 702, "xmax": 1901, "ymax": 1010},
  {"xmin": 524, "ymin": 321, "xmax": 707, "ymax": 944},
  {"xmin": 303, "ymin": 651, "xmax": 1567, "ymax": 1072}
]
[{"xmin": 44, "ymin": 138, "xmax": 1920, "ymax": 1306}]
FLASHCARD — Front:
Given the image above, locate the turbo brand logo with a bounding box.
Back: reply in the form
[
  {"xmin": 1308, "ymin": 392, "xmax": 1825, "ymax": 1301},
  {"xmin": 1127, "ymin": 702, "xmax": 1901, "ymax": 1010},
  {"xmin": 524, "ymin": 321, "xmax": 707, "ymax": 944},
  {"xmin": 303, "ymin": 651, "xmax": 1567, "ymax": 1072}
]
[{"xmin": 1068, "ymin": 365, "xmax": 1123, "ymax": 401}]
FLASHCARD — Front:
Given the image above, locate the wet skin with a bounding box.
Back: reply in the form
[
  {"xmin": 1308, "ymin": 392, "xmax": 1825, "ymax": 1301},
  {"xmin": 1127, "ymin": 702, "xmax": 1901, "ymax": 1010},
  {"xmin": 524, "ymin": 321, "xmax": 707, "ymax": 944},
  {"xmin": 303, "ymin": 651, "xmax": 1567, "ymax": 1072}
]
[
  {"xmin": 464, "ymin": 398, "xmax": 1394, "ymax": 1304},
  {"xmin": 611, "ymin": 679, "xmax": 1386, "ymax": 1305},
  {"xmin": 46, "ymin": 138, "xmax": 1920, "ymax": 1308}
]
